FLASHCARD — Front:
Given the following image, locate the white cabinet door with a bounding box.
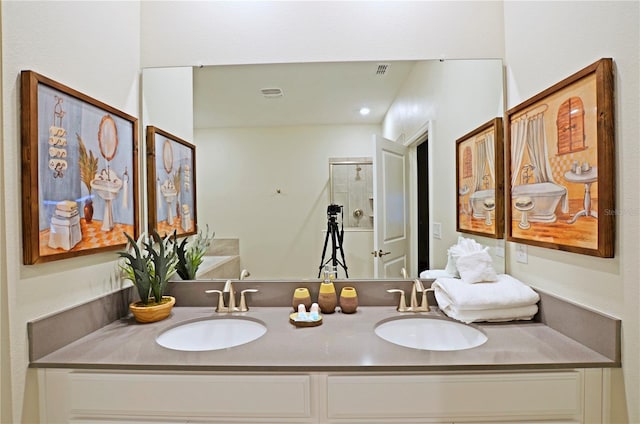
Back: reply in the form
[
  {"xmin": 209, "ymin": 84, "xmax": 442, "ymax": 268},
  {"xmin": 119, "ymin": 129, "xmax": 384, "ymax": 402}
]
[
  {"xmin": 327, "ymin": 372, "xmax": 585, "ymax": 423},
  {"xmin": 41, "ymin": 370, "xmax": 314, "ymax": 423}
]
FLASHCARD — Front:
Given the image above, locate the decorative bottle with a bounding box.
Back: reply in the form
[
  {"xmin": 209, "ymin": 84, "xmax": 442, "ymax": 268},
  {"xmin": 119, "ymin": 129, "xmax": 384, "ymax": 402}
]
[
  {"xmin": 318, "ymin": 265, "xmax": 337, "ymax": 314},
  {"xmin": 292, "ymin": 287, "xmax": 312, "ymax": 312},
  {"xmin": 339, "ymin": 286, "xmax": 358, "ymax": 314}
]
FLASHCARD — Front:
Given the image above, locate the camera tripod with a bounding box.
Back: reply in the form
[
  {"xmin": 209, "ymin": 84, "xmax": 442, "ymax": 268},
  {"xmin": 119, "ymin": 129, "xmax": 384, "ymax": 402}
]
[{"xmin": 317, "ymin": 205, "xmax": 349, "ymax": 278}]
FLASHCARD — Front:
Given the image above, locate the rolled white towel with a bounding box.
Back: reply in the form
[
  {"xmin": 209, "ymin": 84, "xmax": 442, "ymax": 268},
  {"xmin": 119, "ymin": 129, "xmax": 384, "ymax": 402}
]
[
  {"xmin": 454, "ymin": 248, "xmax": 498, "ymax": 283},
  {"xmin": 444, "ymin": 236, "xmax": 486, "ymax": 278},
  {"xmin": 432, "ymin": 274, "xmax": 540, "ymax": 311}
]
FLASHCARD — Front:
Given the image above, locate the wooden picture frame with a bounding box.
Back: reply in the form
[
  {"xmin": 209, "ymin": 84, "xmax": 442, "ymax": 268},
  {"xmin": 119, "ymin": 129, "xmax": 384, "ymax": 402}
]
[
  {"xmin": 21, "ymin": 70, "xmax": 139, "ymax": 264},
  {"xmin": 146, "ymin": 126, "xmax": 197, "ymax": 238},
  {"xmin": 456, "ymin": 118, "xmax": 504, "ymax": 238},
  {"xmin": 506, "ymin": 58, "xmax": 614, "ymax": 257}
]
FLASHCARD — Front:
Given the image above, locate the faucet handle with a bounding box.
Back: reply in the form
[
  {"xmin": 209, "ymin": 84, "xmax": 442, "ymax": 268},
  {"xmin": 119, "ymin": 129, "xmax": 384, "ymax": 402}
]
[
  {"xmin": 238, "ymin": 289, "xmax": 259, "ymax": 312},
  {"xmin": 205, "ymin": 289, "xmax": 225, "ymax": 312},
  {"xmin": 387, "ymin": 289, "xmax": 408, "ymax": 312},
  {"xmin": 420, "ymin": 287, "xmax": 435, "ymax": 312}
]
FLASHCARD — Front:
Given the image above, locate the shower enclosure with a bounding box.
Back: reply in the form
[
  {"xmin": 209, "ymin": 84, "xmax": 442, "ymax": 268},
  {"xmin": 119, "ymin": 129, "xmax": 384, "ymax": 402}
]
[{"xmin": 329, "ymin": 158, "xmax": 373, "ymax": 229}]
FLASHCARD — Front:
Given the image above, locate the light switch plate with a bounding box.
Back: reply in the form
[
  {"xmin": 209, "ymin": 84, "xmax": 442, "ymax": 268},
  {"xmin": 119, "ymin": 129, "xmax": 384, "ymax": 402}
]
[
  {"xmin": 516, "ymin": 243, "xmax": 528, "ymax": 263},
  {"xmin": 432, "ymin": 222, "xmax": 442, "ymax": 239},
  {"xmin": 495, "ymin": 240, "xmax": 505, "ymax": 258}
]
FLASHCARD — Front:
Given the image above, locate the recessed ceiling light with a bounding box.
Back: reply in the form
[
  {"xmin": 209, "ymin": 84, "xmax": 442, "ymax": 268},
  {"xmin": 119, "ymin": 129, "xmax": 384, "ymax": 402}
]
[{"xmin": 359, "ymin": 107, "xmax": 371, "ymax": 116}]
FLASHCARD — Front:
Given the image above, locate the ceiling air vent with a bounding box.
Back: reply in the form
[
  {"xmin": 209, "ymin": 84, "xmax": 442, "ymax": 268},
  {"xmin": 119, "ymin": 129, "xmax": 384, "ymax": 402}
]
[
  {"xmin": 260, "ymin": 87, "xmax": 284, "ymax": 98},
  {"xmin": 376, "ymin": 63, "xmax": 389, "ymax": 75}
]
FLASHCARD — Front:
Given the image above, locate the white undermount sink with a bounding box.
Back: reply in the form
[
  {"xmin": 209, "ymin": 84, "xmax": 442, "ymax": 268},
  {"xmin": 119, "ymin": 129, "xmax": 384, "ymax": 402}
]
[
  {"xmin": 375, "ymin": 317, "xmax": 488, "ymax": 351},
  {"xmin": 156, "ymin": 318, "xmax": 267, "ymax": 351}
]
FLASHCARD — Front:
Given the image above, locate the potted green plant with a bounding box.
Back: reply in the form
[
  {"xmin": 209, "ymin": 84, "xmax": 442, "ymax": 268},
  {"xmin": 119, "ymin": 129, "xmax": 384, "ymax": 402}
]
[
  {"xmin": 118, "ymin": 231, "xmax": 178, "ymax": 323},
  {"xmin": 175, "ymin": 225, "xmax": 215, "ymax": 280}
]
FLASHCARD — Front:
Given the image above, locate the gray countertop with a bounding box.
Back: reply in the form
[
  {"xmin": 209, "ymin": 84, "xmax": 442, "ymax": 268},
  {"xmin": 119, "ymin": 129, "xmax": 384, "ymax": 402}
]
[{"xmin": 30, "ymin": 306, "xmax": 616, "ymax": 372}]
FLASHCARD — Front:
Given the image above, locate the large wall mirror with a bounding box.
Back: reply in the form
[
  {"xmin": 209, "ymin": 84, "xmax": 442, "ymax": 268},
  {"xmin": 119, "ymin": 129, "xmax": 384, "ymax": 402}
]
[{"xmin": 142, "ymin": 59, "xmax": 505, "ymax": 280}]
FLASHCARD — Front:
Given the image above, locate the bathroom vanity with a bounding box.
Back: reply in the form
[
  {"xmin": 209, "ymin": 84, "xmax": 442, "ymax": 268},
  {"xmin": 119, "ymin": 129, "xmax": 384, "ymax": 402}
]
[{"xmin": 29, "ymin": 281, "xmax": 620, "ymax": 423}]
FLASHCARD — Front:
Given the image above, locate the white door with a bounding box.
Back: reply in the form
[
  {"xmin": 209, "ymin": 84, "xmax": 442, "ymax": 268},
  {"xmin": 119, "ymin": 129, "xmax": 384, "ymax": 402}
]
[{"xmin": 373, "ymin": 135, "xmax": 409, "ymax": 278}]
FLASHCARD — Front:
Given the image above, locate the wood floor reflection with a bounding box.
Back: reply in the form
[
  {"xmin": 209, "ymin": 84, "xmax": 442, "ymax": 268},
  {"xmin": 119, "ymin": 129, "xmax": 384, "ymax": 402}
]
[
  {"xmin": 459, "ymin": 211, "xmax": 496, "ymax": 235},
  {"xmin": 460, "ymin": 198, "xmax": 598, "ymax": 249},
  {"xmin": 511, "ymin": 198, "xmax": 598, "ymax": 249}
]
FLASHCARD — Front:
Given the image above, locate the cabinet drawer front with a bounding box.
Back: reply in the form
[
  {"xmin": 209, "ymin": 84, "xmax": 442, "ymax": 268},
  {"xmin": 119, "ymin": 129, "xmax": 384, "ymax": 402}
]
[
  {"xmin": 69, "ymin": 373, "xmax": 312, "ymax": 419},
  {"xmin": 328, "ymin": 372, "xmax": 582, "ymax": 421}
]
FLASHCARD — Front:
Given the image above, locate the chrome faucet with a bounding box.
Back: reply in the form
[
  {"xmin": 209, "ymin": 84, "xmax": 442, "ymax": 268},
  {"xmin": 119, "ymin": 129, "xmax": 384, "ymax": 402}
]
[
  {"xmin": 205, "ymin": 279, "xmax": 258, "ymax": 313},
  {"xmin": 521, "ymin": 163, "xmax": 535, "ymax": 184},
  {"xmin": 387, "ymin": 279, "xmax": 434, "ymax": 312}
]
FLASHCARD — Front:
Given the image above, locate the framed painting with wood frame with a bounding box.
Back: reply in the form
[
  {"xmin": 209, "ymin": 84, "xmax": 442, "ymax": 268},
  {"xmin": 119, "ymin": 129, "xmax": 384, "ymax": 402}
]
[
  {"xmin": 456, "ymin": 117, "xmax": 504, "ymax": 238},
  {"xmin": 146, "ymin": 126, "xmax": 197, "ymax": 238},
  {"xmin": 21, "ymin": 70, "xmax": 139, "ymax": 264},
  {"xmin": 506, "ymin": 58, "xmax": 614, "ymax": 257}
]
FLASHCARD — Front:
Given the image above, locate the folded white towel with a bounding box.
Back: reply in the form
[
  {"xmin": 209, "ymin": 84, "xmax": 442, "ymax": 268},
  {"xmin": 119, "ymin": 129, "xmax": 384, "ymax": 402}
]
[
  {"xmin": 437, "ymin": 303, "xmax": 539, "ymax": 324},
  {"xmin": 432, "ymin": 274, "xmax": 540, "ymax": 311},
  {"xmin": 419, "ymin": 269, "xmax": 454, "ymax": 279}
]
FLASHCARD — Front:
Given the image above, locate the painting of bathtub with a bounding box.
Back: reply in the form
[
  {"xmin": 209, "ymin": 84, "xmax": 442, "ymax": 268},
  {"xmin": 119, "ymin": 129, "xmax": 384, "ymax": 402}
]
[
  {"xmin": 470, "ymin": 189, "xmax": 495, "ymax": 219},
  {"xmin": 455, "ymin": 118, "xmax": 504, "ymax": 238},
  {"xmin": 505, "ymin": 58, "xmax": 614, "ymax": 258},
  {"xmin": 511, "ymin": 183, "xmax": 567, "ymax": 223}
]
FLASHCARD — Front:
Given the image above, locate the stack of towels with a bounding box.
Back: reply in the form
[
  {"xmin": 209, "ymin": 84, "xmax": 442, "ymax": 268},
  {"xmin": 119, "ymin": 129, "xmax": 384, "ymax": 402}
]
[{"xmin": 433, "ymin": 237, "xmax": 540, "ymax": 324}]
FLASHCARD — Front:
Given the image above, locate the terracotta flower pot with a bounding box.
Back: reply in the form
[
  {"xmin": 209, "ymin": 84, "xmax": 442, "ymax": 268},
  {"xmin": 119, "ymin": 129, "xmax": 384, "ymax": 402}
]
[
  {"xmin": 129, "ymin": 296, "xmax": 175, "ymax": 323},
  {"xmin": 339, "ymin": 286, "xmax": 358, "ymax": 314},
  {"xmin": 83, "ymin": 199, "xmax": 94, "ymax": 223}
]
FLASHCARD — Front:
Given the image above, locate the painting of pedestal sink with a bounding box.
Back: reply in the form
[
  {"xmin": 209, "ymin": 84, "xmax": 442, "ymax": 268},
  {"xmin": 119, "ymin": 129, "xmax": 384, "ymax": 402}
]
[
  {"xmin": 146, "ymin": 126, "xmax": 197, "ymax": 238},
  {"xmin": 20, "ymin": 70, "xmax": 139, "ymax": 264}
]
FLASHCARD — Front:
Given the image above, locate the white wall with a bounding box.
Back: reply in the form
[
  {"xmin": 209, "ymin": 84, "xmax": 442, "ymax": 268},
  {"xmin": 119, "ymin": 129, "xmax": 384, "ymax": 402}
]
[
  {"xmin": 1, "ymin": 1, "xmax": 140, "ymax": 422},
  {"xmin": 141, "ymin": 67, "xmax": 193, "ymax": 233},
  {"xmin": 140, "ymin": 1, "xmax": 505, "ymax": 68},
  {"xmin": 504, "ymin": 2, "xmax": 639, "ymax": 422},
  {"xmin": 195, "ymin": 125, "xmax": 378, "ymax": 279},
  {"xmin": 142, "ymin": 67, "xmax": 193, "ymax": 143},
  {"xmin": 0, "ymin": 5, "xmax": 9, "ymax": 423}
]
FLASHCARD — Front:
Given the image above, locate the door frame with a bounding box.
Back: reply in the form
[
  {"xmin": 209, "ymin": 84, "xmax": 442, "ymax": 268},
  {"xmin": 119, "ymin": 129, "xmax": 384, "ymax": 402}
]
[{"xmin": 402, "ymin": 121, "xmax": 432, "ymax": 277}]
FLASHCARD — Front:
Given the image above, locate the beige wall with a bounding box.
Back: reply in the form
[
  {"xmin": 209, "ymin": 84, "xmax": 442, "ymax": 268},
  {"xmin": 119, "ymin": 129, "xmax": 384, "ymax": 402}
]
[
  {"xmin": 195, "ymin": 125, "xmax": 379, "ymax": 279},
  {"xmin": 0, "ymin": 4, "xmax": 9, "ymax": 423},
  {"xmin": 503, "ymin": 2, "xmax": 639, "ymax": 422},
  {"xmin": 382, "ymin": 59, "xmax": 505, "ymax": 271},
  {"xmin": 140, "ymin": 1, "xmax": 505, "ymax": 68}
]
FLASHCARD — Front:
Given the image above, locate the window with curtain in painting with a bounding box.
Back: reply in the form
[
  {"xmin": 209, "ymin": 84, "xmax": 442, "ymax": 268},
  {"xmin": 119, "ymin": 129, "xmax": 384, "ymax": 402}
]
[{"xmin": 556, "ymin": 96, "xmax": 586, "ymax": 154}]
